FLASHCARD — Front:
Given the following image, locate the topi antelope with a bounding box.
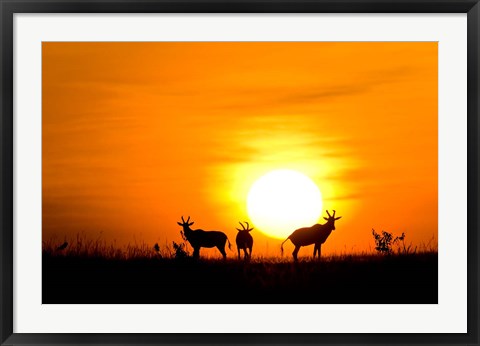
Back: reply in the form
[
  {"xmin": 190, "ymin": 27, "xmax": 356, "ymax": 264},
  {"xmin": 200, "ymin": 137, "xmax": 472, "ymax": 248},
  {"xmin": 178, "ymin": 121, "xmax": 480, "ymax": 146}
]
[
  {"xmin": 235, "ymin": 221, "xmax": 254, "ymax": 260},
  {"xmin": 281, "ymin": 210, "xmax": 342, "ymax": 261},
  {"xmin": 177, "ymin": 216, "xmax": 231, "ymax": 260}
]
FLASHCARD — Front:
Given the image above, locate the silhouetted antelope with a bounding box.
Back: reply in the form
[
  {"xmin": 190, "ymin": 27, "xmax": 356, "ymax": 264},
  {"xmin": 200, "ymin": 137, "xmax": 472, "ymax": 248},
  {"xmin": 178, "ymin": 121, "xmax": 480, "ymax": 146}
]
[
  {"xmin": 177, "ymin": 216, "xmax": 231, "ymax": 260},
  {"xmin": 281, "ymin": 210, "xmax": 342, "ymax": 261},
  {"xmin": 235, "ymin": 221, "xmax": 253, "ymax": 260}
]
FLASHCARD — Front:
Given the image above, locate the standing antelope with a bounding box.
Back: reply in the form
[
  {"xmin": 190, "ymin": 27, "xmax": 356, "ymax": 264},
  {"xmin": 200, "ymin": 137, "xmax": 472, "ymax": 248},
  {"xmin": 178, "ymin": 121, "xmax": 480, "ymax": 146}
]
[
  {"xmin": 235, "ymin": 221, "xmax": 254, "ymax": 260},
  {"xmin": 177, "ymin": 216, "xmax": 231, "ymax": 260},
  {"xmin": 281, "ymin": 210, "xmax": 342, "ymax": 261}
]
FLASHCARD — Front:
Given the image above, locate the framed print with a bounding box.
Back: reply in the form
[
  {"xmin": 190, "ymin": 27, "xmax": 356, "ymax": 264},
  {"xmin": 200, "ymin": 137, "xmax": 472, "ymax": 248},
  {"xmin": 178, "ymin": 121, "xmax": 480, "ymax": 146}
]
[{"xmin": 1, "ymin": 0, "xmax": 479, "ymax": 345}]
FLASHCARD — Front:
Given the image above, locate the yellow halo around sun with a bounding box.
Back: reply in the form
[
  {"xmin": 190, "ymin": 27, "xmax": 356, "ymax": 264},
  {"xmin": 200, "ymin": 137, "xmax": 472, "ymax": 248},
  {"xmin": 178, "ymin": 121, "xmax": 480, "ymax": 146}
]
[{"xmin": 246, "ymin": 169, "xmax": 323, "ymax": 239}]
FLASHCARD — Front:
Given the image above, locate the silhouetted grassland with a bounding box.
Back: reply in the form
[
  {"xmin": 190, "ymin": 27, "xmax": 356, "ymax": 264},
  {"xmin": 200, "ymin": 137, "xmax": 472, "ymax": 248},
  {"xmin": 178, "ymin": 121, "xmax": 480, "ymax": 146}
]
[{"xmin": 43, "ymin": 239, "xmax": 437, "ymax": 304}]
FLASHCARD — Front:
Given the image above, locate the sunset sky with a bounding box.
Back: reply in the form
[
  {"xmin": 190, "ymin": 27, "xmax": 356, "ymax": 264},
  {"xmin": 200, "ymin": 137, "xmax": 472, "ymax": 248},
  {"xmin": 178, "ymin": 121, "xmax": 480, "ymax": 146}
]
[{"xmin": 42, "ymin": 42, "xmax": 438, "ymax": 257}]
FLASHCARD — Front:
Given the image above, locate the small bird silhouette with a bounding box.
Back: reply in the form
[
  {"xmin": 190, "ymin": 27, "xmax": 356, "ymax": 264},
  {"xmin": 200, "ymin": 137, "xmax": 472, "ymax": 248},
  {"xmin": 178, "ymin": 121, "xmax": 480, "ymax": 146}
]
[{"xmin": 56, "ymin": 242, "xmax": 68, "ymax": 251}]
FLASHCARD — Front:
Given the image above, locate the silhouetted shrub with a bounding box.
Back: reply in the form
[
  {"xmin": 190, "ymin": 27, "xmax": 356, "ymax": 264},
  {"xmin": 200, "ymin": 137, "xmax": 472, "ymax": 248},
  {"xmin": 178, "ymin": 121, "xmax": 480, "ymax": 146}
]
[
  {"xmin": 372, "ymin": 229, "xmax": 398, "ymax": 254},
  {"xmin": 153, "ymin": 243, "xmax": 163, "ymax": 258},
  {"xmin": 372, "ymin": 229, "xmax": 417, "ymax": 255},
  {"xmin": 372, "ymin": 229, "xmax": 393, "ymax": 254},
  {"xmin": 172, "ymin": 241, "xmax": 189, "ymax": 259}
]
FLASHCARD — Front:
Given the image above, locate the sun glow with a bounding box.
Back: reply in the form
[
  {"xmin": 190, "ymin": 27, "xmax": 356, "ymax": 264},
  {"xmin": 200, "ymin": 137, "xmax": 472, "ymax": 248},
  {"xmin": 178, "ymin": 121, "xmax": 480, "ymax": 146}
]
[{"xmin": 246, "ymin": 169, "xmax": 323, "ymax": 239}]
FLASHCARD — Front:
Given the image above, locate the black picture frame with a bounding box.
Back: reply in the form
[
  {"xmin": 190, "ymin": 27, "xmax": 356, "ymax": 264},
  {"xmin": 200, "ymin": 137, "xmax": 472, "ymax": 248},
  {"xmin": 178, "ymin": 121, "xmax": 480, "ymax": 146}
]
[{"xmin": 1, "ymin": 0, "xmax": 479, "ymax": 345}]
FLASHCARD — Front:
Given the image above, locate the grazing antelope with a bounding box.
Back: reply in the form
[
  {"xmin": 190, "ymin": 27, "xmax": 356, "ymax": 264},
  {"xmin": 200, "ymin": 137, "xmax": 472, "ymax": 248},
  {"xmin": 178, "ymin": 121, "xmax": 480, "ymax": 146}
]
[
  {"xmin": 177, "ymin": 216, "xmax": 231, "ymax": 260},
  {"xmin": 235, "ymin": 221, "xmax": 254, "ymax": 260},
  {"xmin": 281, "ymin": 210, "xmax": 342, "ymax": 261}
]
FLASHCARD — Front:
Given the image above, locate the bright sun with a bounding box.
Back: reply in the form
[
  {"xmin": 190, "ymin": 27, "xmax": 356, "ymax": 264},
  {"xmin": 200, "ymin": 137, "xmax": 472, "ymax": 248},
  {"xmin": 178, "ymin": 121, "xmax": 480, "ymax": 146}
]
[{"xmin": 247, "ymin": 169, "xmax": 323, "ymax": 239}]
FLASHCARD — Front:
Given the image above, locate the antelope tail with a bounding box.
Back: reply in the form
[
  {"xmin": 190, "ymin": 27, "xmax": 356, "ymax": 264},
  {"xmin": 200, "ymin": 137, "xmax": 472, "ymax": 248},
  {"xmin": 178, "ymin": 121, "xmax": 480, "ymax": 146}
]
[
  {"xmin": 280, "ymin": 237, "xmax": 290, "ymax": 256},
  {"xmin": 227, "ymin": 238, "xmax": 232, "ymax": 251}
]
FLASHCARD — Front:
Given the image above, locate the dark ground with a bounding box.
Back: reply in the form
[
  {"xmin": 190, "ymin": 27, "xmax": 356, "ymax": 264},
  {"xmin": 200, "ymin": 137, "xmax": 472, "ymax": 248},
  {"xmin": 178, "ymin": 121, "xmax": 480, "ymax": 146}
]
[{"xmin": 43, "ymin": 253, "xmax": 437, "ymax": 304}]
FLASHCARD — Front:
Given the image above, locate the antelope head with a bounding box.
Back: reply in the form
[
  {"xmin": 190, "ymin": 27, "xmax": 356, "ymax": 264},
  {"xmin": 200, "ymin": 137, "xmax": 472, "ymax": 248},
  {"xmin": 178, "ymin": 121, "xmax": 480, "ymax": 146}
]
[
  {"xmin": 177, "ymin": 216, "xmax": 194, "ymax": 233},
  {"xmin": 323, "ymin": 210, "xmax": 342, "ymax": 230},
  {"xmin": 236, "ymin": 221, "xmax": 254, "ymax": 233}
]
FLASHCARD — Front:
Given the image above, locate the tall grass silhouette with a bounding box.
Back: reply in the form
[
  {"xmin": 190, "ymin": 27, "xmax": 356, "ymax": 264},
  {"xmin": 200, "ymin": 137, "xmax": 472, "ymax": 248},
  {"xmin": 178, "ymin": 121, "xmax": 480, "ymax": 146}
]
[{"xmin": 42, "ymin": 230, "xmax": 437, "ymax": 304}]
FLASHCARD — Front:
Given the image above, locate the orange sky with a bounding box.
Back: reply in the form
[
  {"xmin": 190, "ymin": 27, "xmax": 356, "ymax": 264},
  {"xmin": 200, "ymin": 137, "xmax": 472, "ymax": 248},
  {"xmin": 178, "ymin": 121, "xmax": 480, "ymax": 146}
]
[{"xmin": 42, "ymin": 42, "xmax": 438, "ymax": 257}]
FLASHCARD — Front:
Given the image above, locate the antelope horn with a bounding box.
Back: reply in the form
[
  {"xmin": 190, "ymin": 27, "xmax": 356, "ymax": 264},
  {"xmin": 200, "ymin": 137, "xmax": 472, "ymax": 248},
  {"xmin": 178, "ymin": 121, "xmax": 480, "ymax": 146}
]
[
  {"xmin": 187, "ymin": 216, "xmax": 191, "ymax": 223},
  {"xmin": 333, "ymin": 210, "xmax": 336, "ymax": 217},
  {"xmin": 238, "ymin": 221, "xmax": 245, "ymax": 230},
  {"xmin": 245, "ymin": 221, "xmax": 250, "ymax": 230},
  {"xmin": 181, "ymin": 216, "xmax": 185, "ymax": 223},
  {"xmin": 326, "ymin": 210, "xmax": 331, "ymax": 217}
]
